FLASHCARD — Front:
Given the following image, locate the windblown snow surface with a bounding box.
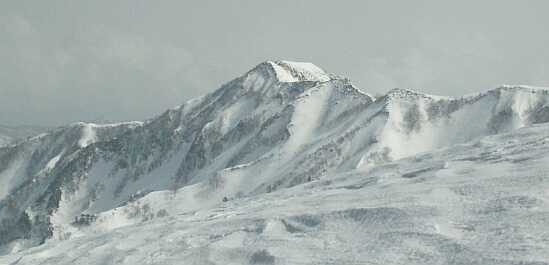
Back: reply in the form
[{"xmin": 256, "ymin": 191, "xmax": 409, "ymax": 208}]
[{"xmin": 1, "ymin": 61, "xmax": 549, "ymax": 264}]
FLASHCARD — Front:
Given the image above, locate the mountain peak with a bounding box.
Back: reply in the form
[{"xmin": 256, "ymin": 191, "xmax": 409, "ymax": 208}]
[{"xmin": 248, "ymin": 60, "xmax": 331, "ymax": 83}]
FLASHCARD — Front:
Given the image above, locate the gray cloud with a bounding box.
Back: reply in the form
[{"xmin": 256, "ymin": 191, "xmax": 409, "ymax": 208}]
[
  {"xmin": 0, "ymin": 13, "xmax": 219, "ymax": 126},
  {"xmin": 1, "ymin": 0, "xmax": 548, "ymax": 126}
]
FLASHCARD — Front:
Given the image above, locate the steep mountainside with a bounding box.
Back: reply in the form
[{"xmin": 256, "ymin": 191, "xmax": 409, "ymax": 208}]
[
  {"xmin": 1, "ymin": 60, "xmax": 549, "ymax": 255},
  {"xmin": 2, "ymin": 116, "xmax": 549, "ymax": 265}
]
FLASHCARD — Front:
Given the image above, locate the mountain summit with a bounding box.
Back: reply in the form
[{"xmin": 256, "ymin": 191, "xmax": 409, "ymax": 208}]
[
  {"xmin": 252, "ymin": 60, "xmax": 332, "ymax": 83},
  {"xmin": 1, "ymin": 61, "xmax": 549, "ymax": 261}
]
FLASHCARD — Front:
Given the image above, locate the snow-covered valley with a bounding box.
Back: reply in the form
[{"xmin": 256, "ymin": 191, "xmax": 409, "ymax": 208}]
[{"xmin": 1, "ymin": 61, "xmax": 549, "ymax": 264}]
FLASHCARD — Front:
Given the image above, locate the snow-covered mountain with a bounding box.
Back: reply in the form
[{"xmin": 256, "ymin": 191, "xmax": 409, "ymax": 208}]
[
  {"xmin": 3, "ymin": 122, "xmax": 549, "ymax": 264},
  {"xmin": 1, "ymin": 61, "xmax": 549, "ymax": 263},
  {"xmin": 0, "ymin": 125, "xmax": 48, "ymax": 147}
]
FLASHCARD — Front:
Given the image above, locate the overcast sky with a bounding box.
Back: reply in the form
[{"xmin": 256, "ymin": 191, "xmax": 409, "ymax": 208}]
[{"xmin": 1, "ymin": 1, "xmax": 548, "ymax": 126}]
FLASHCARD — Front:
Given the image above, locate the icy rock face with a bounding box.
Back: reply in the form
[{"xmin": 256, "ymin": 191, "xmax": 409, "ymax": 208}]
[
  {"xmin": 0, "ymin": 122, "xmax": 142, "ymax": 250},
  {"xmin": 1, "ymin": 61, "xmax": 549, "ymax": 255}
]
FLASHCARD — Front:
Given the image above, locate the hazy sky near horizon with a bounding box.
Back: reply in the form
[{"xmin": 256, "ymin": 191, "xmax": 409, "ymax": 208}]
[{"xmin": 1, "ymin": 1, "xmax": 548, "ymax": 126}]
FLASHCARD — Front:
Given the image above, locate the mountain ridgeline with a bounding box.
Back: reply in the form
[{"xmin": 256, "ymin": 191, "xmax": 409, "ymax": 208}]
[
  {"xmin": 2, "ymin": 60, "xmax": 549, "ymax": 252},
  {"xmin": 0, "ymin": 125, "xmax": 49, "ymax": 148}
]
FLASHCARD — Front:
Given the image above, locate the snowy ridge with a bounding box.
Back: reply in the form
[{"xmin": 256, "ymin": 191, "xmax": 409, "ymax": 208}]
[
  {"xmin": 0, "ymin": 135, "xmax": 11, "ymax": 148},
  {"xmin": 1, "ymin": 60, "xmax": 549, "ymax": 263},
  {"xmin": 73, "ymin": 121, "xmax": 144, "ymax": 148},
  {"xmin": 0, "ymin": 125, "xmax": 48, "ymax": 147},
  {"xmin": 385, "ymin": 87, "xmax": 453, "ymax": 101}
]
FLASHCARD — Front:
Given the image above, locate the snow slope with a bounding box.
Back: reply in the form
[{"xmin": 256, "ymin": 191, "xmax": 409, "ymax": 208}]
[
  {"xmin": 2, "ymin": 123, "xmax": 549, "ymax": 264},
  {"xmin": 1, "ymin": 60, "xmax": 549, "ymax": 262}
]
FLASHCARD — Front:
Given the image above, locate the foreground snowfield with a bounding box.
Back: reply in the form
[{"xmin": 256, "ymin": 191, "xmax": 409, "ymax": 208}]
[{"xmin": 2, "ymin": 123, "xmax": 549, "ymax": 265}]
